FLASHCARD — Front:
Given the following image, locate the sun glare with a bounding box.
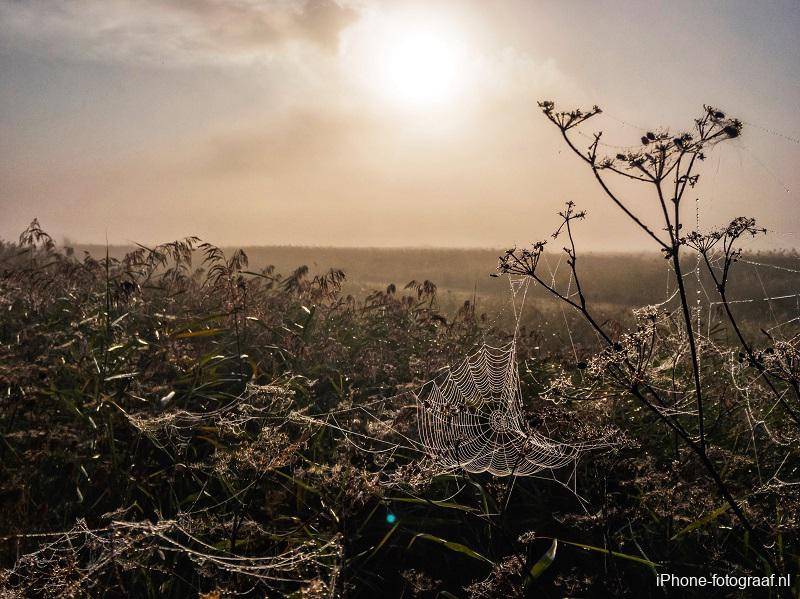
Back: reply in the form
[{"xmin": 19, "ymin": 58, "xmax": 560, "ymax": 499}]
[
  {"xmin": 343, "ymin": 9, "xmax": 474, "ymax": 115},
  {"xmin": 382, "ymin": 29, "xmax": 464, "ymax": 106}
]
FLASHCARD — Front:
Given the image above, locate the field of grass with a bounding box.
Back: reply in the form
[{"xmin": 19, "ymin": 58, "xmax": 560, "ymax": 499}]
[
  {"xmin": 2, "ymin": 232, "xmax": 800, "ymax": 597},
  {"xmin": 80, "ymin": 244, "xmax": 800, "ymax": 348}
]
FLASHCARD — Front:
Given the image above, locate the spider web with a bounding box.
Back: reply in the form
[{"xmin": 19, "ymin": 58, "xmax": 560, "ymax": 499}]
[
  {"xmin": 416, "ymin": 341, "xmax": 578, "ymax": 475},
  {"xmin": 0, "ymin": 516, "xmax": 341, "ymax": 596},
  {"xmin": 415, "ymin": 277, "xmax": 607, "ymax": 477}
]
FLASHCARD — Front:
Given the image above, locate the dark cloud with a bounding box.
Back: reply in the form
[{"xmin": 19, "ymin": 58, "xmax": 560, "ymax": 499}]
[
  {"xmin": 0, "ymin": 0, "xmax": 359, "ymax": 64},
  {"xmin": 296, "ymin": 0, "xmax": 359, "ymax": 49},
  {"xmin": 153, "ymin": 0, "xmax": 359, "ymax": 53}
]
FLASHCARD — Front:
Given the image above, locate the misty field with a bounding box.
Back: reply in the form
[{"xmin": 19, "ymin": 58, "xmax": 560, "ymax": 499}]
[
  {"xmin": 3, "ymin": 98, "xmax": 800, "ymax": 599},
  {"xmin": 75, "ymin": 243, "xmax": 800, "ymax": 346},
  {"xmin": 2, "ymin": 226, "xmax": 800, "ymax": 597},
  {"xmin": 3, "ymin": 0, "xmax": 799, "ymax": 594}
]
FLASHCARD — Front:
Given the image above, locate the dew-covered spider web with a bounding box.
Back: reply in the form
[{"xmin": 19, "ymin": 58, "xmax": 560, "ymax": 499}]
[
  {"xmin": 416, "ymin": 340, "xmax": 579, "ymax": 475},
  {"xmin": 415, "ymin": 277, "xmax": 607, "ymax": 477}
]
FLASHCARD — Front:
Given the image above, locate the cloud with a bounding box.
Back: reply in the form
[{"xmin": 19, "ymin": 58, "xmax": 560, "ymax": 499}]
[{"xmin": 0, "ymin": 0, "xmax": 359, "ymax": 66}]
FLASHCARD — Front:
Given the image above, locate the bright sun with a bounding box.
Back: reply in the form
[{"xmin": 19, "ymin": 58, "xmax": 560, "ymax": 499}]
[
  {"xmin": 382, "ymin": 29, "xmax": 464, "ymax": 106},
  {"xmin": 344, "ymin": 10, "xmax": 471, "ymax": 112}
]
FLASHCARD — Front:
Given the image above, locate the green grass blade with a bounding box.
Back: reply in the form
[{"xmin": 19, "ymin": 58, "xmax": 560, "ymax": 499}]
[
  {"xmin": 525, "ymin": 538, "xmax": 557, "ymax": 587},
  {"xmin": 409, "ymin": 533, "xmax": 494, "ymax": 566}
]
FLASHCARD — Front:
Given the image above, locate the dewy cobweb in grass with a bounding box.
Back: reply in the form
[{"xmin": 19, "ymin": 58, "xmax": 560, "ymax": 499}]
[
  {"xmin": 415, "ymin": 277, "xmax": 597, "ymax": 476},
  {"xmin": 416, "ymin": 341, "xmax": 578, "ymax": 476}
]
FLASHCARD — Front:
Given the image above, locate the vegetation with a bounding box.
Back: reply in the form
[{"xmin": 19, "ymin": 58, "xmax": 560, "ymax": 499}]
[{"xmin": 1, "ymin": 103, "xmax": 800, "ymax": 598}]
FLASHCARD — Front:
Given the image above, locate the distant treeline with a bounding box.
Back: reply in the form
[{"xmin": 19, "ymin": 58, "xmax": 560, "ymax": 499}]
[{"xmin": 73, "ymin": 245, "xmax": 800, "ymax": 315}]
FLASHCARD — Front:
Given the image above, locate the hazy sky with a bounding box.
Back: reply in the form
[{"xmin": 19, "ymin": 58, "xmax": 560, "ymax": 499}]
[{"xmin": 1, "ymin": 0, "xmax": 799, "ymax": 249}]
